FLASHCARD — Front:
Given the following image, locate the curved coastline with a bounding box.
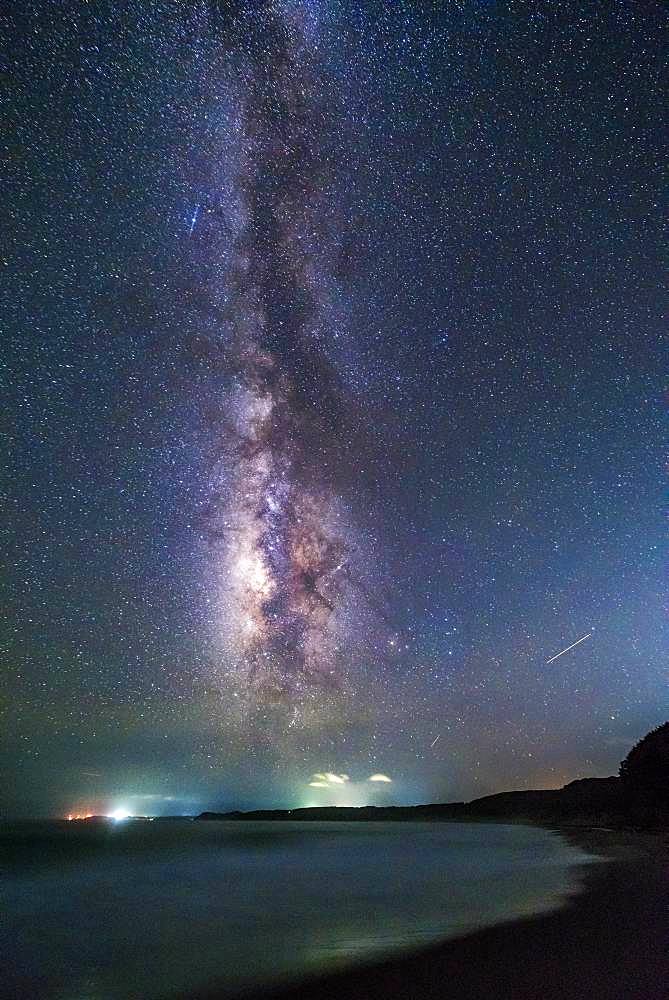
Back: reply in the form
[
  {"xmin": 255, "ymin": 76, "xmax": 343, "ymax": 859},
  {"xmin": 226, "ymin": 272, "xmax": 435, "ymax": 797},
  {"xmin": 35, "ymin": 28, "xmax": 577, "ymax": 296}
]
[{"xmin": 188, "ymin": 826, "xmax": 668, "ymax": 1000}]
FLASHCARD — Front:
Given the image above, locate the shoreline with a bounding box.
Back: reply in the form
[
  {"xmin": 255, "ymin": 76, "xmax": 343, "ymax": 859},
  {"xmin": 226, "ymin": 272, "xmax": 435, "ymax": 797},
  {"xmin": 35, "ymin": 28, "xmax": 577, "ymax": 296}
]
[{"xmin": 189, "ymin": 824, "xmax": 668, "ymax": 1000}]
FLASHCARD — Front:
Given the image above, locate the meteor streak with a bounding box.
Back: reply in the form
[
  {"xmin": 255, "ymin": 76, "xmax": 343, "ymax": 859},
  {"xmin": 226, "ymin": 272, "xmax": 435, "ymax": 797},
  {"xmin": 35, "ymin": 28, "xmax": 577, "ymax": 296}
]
[
  {"xmin": 429, "ymin": 734, "xmax": 440, "ymax": 748},
  {"xmin": 546, "ymin": 632, "xmax": 592, "ymax": 664}
]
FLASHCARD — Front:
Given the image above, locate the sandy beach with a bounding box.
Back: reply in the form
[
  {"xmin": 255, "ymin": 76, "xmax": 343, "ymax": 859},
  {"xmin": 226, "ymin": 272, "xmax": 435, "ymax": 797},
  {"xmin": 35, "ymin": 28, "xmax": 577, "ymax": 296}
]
[{"xmin": 191, "ymin": 827, "xmax": 669, "ymax": 1000}]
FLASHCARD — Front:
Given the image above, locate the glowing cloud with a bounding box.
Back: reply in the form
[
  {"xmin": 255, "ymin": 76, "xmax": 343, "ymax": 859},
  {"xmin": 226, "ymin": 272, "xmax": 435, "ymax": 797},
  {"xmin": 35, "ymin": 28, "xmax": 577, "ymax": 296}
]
[
  {"xmin": 303, "ymin": 770, "xmax": 395, "ymax": 807},
  {"xmin": 309, "ymin": 772, "xmax": 349, "ymax": 787}
]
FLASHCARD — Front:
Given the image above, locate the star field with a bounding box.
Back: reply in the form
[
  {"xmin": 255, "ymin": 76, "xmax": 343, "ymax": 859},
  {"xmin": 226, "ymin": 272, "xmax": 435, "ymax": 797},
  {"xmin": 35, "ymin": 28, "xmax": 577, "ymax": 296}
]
[{"xmin": 2, "ymin": 0, "xmax": 666, "ymax": 818}]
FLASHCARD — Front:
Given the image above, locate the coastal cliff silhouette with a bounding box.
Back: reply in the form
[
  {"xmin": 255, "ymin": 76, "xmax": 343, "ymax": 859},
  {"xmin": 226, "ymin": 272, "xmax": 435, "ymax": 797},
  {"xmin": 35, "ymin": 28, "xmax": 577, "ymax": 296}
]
[{"xmin": 199, "ymin": 723, "xmax": 669, "ymax": 829}]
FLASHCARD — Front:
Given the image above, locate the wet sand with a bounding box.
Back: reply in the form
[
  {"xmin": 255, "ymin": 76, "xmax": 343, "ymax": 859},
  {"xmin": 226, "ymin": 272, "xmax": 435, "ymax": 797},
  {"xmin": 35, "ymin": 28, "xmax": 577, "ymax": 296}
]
[{"xmin": 191, "ymin": 826, "xmax": 669, "ymax": 1000}]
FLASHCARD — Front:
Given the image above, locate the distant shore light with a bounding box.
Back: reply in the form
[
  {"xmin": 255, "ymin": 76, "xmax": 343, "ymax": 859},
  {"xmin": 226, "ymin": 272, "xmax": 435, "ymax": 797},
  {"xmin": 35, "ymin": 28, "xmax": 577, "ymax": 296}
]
[{"xmin": 108, "ymin": 808, "xmax": 131, "ymax": 821}]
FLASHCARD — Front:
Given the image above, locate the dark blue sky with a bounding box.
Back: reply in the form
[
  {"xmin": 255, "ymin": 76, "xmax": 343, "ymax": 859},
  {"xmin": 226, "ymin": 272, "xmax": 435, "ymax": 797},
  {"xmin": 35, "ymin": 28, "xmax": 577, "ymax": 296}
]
[{"xmin": 3, "ymin": 0, "xmax": 666, "ymax": 818}]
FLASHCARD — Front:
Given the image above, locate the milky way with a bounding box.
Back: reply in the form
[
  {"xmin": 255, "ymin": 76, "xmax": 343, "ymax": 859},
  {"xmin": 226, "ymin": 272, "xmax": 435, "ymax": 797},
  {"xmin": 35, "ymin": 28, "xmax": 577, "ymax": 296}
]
[{"xmin": 202, "ymin": 2, "xmax": 373, "ymax": 716}]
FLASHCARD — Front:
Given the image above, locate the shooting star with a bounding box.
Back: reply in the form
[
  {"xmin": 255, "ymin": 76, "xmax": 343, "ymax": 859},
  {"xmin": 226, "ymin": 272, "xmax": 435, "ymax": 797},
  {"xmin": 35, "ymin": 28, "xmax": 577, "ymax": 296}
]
[
  {"xmin": 188, "ymin": 203, "xmax": 200, "ymax": 236},
  {"xmin": 546, "ymin": 632, "xmax": 592, "ymax": 664},
  {"xmin": 429, "ymin": 734, "xmax": 441, "ymax": 748}
]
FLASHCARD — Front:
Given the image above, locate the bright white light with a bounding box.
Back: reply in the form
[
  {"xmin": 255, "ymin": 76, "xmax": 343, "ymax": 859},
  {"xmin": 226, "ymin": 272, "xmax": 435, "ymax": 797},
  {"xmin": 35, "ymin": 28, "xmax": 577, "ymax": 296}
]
[
  {"xmin": 369, "ymin": 774, "xmax": 392, "ymax": 783},
  {"xmin": 108, "ymin": 808, "xmax": 131, "ymax": 821}
]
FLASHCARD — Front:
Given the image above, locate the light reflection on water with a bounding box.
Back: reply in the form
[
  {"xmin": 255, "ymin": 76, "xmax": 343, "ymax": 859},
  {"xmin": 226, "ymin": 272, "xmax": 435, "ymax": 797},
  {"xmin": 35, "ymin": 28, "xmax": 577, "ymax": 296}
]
[{"xmin": 1, "ymin": 821, "xmax": 596, "ymax": 1000}]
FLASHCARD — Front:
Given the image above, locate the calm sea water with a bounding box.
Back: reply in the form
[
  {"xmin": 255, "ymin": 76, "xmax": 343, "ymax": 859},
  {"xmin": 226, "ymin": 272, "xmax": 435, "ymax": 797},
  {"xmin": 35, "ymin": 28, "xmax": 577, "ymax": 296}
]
[{"xmin": 1, "ymin": 820, "xmax": 595, "ymax": 1000}]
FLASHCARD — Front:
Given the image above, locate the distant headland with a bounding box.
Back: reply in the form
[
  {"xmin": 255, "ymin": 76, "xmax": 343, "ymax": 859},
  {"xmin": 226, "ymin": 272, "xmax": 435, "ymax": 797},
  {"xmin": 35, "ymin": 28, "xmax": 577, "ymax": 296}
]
[
  {"xmin": 196, "ymin": 776, "xmax": 626, "ymax": 825},
  {"xmin": 199, "ymin": 722, "xmax": 669, "ymax": 829}
]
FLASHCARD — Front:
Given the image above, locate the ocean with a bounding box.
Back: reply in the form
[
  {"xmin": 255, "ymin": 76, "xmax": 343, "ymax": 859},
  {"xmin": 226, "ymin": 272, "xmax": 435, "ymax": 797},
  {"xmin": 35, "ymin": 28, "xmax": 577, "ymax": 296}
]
[{"xmin": 1, "ymin": 819, "xmax": 595, "ymax": 1000}]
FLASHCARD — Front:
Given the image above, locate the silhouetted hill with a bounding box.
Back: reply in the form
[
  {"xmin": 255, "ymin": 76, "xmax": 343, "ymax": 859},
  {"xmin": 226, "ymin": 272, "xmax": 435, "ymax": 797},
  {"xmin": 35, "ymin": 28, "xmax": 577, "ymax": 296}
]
[
  {"xmin": 198, "ymin": 804, "xmax": 466, "ymax": 823},
  {"xmin": 462, "ymin": 777, "xmax": 624, "ymax": 822},
  {"xmin": 198, "ymin": 775, "xmax": 665, "ymax": 828},
  {"xmin": 200, "ymin": 724, "xmax": 669, "ymax": 828},
  {"xmin": 620, "ymin": 722, "xmax": 669, "ymax": 808}
]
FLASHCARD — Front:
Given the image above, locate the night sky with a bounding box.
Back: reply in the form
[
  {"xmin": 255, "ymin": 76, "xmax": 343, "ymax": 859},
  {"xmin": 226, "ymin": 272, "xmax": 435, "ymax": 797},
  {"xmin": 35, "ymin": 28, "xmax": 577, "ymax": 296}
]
[{"xmin": 3, "ymin": 1, "xmax": 666, "ymax": 819}]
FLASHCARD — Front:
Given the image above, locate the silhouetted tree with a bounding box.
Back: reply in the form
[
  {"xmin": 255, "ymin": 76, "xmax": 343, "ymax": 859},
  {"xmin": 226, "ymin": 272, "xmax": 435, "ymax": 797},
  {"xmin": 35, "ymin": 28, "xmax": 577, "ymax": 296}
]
[{"xmin": 619, "ymin": 722, "xmax": 669, "ymax": 807}]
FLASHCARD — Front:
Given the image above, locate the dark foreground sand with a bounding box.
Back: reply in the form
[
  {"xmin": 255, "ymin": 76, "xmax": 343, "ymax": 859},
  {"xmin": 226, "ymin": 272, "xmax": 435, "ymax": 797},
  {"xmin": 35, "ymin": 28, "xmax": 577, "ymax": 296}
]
[{"xmin": 191, "ymin": 826, "xmax": 669, "ymax": 1000}]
